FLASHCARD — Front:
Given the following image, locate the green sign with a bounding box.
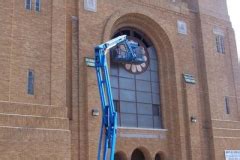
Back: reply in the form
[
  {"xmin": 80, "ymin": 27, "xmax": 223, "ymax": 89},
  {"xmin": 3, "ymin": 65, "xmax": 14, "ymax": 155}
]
[
  {"xmin": 183, "ymin": 73, "xmax": 196, "ymax": 84},
  {"xmin": 85, "ymin": 57, "xmax": 95, "ymax": 67}
]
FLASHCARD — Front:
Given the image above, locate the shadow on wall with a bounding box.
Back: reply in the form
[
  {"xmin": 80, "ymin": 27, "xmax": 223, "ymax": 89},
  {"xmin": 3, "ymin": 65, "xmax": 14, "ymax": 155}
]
[{"xmin": 114, "ymin": 151, "xmax": 127, "ymax": 160}]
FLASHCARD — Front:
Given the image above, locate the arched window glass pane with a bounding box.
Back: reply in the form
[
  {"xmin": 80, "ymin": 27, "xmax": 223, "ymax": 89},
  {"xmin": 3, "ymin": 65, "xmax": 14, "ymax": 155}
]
[{"xmin": 110, "ymin": 28, "xmax": 162, "ymax": 129}]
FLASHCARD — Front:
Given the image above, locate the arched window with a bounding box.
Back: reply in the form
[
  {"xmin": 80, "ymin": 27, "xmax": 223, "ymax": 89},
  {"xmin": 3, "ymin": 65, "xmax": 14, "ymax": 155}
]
[
  {"xmin": 131, "ymin": 149, "xmax": 145, "ymax": 160},
  {"xmin": 114, "ymin": 152, "xmax": 127, "ymax": 160},
  {"xmin": 155, "ymin": 153, "xmax": 164, "ymax": 160},
  {"xmin": 110, "ymin": 27, "xmax": 162, "ymax": 129}
]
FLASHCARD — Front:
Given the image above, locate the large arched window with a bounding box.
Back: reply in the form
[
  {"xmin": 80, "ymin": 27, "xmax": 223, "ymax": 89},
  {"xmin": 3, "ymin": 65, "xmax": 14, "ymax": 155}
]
[{"xmin": 110, "ymin": 27, "xmax": 162, "ymax": 129}]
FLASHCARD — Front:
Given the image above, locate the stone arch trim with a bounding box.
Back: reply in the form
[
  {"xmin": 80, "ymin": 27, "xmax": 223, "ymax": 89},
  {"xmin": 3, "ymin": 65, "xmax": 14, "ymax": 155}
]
[
  {"xmin": 104, "ymin": 8, "xmax": 165, "ymax": 38},
  {"xmin": 102, "ymin": 8, "xmax": 177, "ymax": 128},
  {"xmin": 102, "ymin": 8, "xmax": 174, "ymax": 53},
  {"xmin": 103, "ymin": 9, "xmax": 179, "ymax": 160},
  {"xmin": 102, "ymin": 8, "xmax": 175, "ymax": 85}
]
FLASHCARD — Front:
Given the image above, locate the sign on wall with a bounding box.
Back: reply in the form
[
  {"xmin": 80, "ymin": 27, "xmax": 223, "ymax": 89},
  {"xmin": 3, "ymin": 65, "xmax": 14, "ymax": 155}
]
[
  {"xmin": 84, "ymin": 0, "xmax": 97, "ymax": 12},
  {"xmin": 225, "ymin": 150, "xmax": 240, "ymax": 160},
  {"xmin": 183, "ymin": 73, "xmax": 196, "ymax": 84},
  {"xmin": 85, "ymin": 57, "xmax": 95, "ymax": 67},
  {"xmin": 177, "ymin": 20, "xmax": 187, "ymax": 35}
]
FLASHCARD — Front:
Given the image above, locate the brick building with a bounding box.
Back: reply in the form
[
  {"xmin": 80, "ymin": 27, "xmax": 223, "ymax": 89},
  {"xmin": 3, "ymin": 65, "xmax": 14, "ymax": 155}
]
[{"xmin": 0, "ymin": 0, "xmax": 240, "ymax": 159}]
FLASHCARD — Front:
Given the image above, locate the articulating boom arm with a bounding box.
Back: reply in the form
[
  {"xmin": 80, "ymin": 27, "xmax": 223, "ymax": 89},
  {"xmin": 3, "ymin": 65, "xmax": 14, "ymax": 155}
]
[{"xmin": 94, "ymin": 35, "xmax": 144, "ymax": 160}]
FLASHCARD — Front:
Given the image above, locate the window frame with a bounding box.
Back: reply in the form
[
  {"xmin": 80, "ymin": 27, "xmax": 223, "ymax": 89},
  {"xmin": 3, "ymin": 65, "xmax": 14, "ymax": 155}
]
[
  {"xmin": 215, "ymin": 34, "xmax": 225, "ymax": 54},
  {"xmin": 110, "ymin": 52, "xmax": 162, "ymax": 129},
  {"xmin": 224, "ymin": 96, "xmax": 230, "ymax": 114},
  {"xmin": 25, "ymin": 0, "xmax": 32, "ymax": 10},
  {"xmin": 35, "ymin": 0, "xmax": 41, "ymax": 12},
  {"xmin": 213, "ymin": 27, "xmax": 225, "ymax": 54},
  {"xmin": 27, "ymin": 69, "xmax": 35, "ymax": 95}
]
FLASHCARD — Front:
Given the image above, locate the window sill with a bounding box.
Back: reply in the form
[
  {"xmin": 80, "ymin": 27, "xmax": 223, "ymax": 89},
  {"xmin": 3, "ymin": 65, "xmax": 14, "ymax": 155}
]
[{"xmin": 118, "ymin": 126, "xmax": 168, "ymax": 132}]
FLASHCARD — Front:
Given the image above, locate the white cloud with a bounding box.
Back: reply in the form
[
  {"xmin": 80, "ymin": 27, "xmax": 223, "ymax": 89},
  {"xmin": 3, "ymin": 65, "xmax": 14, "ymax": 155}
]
[{"xmin": 227, "ymin": 0, "xmax": 240, "ymax": 59}]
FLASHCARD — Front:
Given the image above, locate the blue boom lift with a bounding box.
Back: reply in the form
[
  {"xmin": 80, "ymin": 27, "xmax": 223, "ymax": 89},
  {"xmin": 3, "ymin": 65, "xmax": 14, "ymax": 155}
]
[{"xmin": 94, "ymin": 35, "xmax": 146, "ymax": 160}]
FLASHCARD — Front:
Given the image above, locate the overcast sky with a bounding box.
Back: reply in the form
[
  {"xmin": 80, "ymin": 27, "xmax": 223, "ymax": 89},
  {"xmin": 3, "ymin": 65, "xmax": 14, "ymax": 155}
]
[{"xmin": 227, "ymin": 0, "xmax": 240, "ymax": 59}]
